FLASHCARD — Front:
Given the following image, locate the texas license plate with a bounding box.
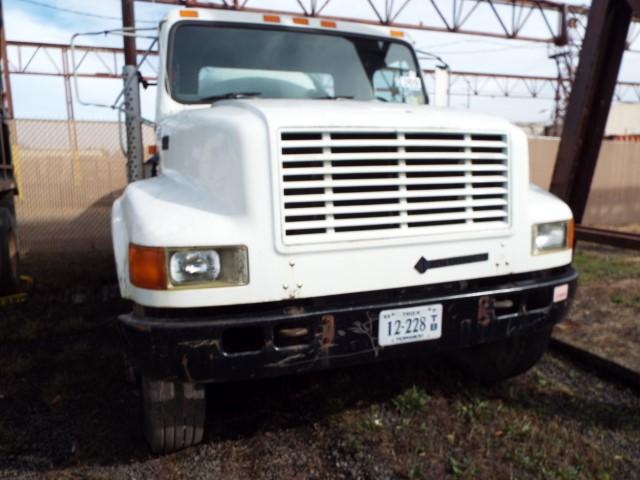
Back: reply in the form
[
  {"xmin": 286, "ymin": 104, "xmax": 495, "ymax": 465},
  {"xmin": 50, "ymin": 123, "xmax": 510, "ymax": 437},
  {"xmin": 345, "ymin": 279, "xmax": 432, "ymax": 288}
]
[{"xmin": 378, "ymin": 304, "xmax": 443, "ymax": 347}]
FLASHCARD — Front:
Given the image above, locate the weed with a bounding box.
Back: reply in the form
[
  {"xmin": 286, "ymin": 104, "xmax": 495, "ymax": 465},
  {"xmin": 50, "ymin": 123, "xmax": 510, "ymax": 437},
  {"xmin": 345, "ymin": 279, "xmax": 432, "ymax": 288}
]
[
  {"xmin": 504, "ymin": 419, "xmax": 533, "ymax": 441},
  {"xmin": 360, "ymin": 407, "xmax": 384, "ymax": 433},
  {"xmin": 448, "ymin": 456, "xmax": 475, "ymax": 477},
  {"xmin": 455, "ymin": 398, "xmax": 493, "ymax": 423},
  {"xmin": 393, "ymin": 385, "xmax": 430, "ymax": 415}
]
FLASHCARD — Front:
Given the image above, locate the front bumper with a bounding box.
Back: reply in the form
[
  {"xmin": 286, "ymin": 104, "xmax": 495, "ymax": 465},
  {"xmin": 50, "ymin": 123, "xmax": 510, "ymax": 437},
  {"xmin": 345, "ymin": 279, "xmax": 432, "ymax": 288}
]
[{"xmin": 119, "ymin": 266, "xmax": 577, "ymax": 383}]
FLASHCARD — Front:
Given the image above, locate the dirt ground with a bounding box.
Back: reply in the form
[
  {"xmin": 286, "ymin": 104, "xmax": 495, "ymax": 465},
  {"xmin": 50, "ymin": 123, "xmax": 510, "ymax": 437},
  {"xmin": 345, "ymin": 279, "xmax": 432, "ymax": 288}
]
[
  {"xmin": 1, "ymin": 247, "xmax": 639, "ymax": 480},
  {"xmin": 554, "ymin": 243, "xmax": 640, "ymax": 373}
]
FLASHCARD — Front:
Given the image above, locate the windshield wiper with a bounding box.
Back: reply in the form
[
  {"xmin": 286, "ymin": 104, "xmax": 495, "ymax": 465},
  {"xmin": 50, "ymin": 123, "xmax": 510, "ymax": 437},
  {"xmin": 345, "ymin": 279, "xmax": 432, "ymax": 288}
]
[
  {"xmin": 200, "ymin": 92, "xmax": 262, "ymax": 103},
  {"xmin": 313, "ymin": 95, "xmax": 355, "ymax": 100}
]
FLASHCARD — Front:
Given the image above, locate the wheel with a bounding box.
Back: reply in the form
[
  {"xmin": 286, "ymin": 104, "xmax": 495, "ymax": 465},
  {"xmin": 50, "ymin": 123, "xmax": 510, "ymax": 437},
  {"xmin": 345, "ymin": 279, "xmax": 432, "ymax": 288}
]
[
  {"xmin": 123, "ymin": 354, "xmax": 139, "ymax": 385},
  {"xmin": 0, "ymin": 207, "xmax": 19, "ymax": 294},
  {"xmin": 141, "ymin": 377, "xmax": 206, "ymax": 454},
  {"xmin": 453, "ymin": 327, "xmax": 552, "ymax": 384}
]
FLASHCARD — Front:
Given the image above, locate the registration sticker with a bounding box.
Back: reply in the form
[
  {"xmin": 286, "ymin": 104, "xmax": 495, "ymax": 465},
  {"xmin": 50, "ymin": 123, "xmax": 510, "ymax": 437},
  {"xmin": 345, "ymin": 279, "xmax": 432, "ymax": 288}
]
[
  {"xmin": 378, "ymin": 304, "xmax": 443, "ymax": 347},
  {"xmin": 553, "ymin": 284, "xmax": 569, "ymax": 303},
  {"xmin": 398, "ymin": 71, "xmax": 423, "ymax": 91}
]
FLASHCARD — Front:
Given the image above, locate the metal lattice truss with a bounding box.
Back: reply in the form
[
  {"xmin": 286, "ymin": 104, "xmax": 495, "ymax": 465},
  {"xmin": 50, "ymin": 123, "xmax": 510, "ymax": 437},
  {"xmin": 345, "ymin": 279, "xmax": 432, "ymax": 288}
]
[
  {"xmin": 6, "ymin": 40, "xmax": 639, "ymax": 105},
  {"xmin": 422, "ymin": 69, "xmax": 640, "ymax": 102},
  {"xmin": 139, "ymin": 0, "xmax": 640, "ymax": 50},
  {"xmin": 5, "ymin": 41, "xmax": 158, "ymax": 80}
]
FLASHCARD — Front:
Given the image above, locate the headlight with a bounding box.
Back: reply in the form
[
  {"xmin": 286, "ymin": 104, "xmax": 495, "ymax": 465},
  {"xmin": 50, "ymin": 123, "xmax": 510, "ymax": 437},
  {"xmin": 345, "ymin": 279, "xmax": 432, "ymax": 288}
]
[
  {"xmin": 168, "ymin": 246, "xmax": 249, "ymax": 288},
  {"xmin": 532, "ymin": 221, "xmax": 572, "ymax": 254},
  {"xmin": 129, "ymin": 244, "xmax": 249, "ymax": 290},
  {"xmin": 170, "ymin": 250, "xmax": 221, "ymax": 284}
]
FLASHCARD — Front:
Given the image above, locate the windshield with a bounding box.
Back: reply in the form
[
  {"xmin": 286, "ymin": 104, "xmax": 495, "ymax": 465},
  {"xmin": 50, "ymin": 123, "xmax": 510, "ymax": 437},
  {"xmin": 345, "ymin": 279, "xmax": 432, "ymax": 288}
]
[{"xmin": 169, "ymin": 23, "xmax": 427, "ymax": 105}]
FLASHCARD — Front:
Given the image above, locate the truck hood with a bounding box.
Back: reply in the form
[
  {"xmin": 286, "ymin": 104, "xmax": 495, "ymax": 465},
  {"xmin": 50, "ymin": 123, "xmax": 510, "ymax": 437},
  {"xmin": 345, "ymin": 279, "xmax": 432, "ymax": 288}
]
[
  {"xmin": 113, "ymin": 97, "xmax": 564, "ymax": 306},
  {"xmin": 193, "ymin": 98, "xmax": 517, "ymax": 132}
]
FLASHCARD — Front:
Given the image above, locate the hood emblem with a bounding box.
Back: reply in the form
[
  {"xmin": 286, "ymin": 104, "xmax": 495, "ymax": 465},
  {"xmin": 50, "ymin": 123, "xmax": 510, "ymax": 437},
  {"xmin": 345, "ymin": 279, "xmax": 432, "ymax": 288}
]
[{"xmin": 414, "ymin": 257, "xmax": 429, "ymax": 274}]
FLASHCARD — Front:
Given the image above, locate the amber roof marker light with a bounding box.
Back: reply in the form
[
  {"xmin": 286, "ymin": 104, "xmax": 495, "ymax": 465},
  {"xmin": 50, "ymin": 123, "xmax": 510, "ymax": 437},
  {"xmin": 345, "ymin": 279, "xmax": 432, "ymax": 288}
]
[
  {"xmin": 179, "ymin": 10, "xmax": 199, "ymax": 18},
  {"xmin": 263, "ymin": 14, "xmax": 281, "ymax": 23}
]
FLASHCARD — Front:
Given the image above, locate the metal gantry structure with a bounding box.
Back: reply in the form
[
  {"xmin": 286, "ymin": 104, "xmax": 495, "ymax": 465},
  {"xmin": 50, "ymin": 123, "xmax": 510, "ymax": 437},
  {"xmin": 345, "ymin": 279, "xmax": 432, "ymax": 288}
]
[
  {"xmin": 3, "ymin": 40, "xmax": 640, "ymax": 123},
  {"xmin": 2, "ymin": 40, "xmax": 158, "ymax": 120},
  {"xmin": 137, "ymin": 0, "xmax": 640, "ymax": 48}
]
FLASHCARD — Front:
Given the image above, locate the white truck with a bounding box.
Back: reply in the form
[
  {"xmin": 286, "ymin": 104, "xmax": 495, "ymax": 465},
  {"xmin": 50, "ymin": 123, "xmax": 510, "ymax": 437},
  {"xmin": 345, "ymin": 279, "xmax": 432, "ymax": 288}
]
[{"xmin": 112, "ymin": 8, "xmax": 577, "ymax": 453}]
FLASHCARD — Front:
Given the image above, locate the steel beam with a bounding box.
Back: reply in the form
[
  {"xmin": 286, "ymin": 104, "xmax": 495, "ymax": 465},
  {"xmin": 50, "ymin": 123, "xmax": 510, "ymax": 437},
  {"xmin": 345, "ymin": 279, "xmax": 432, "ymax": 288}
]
[
  {"xmin": 575, "ymin": 226, "xmax": 640, "ymax": 250},
  {"xmin": 550, "ymin": 0, "xmax": 632, "ymax": 224}
]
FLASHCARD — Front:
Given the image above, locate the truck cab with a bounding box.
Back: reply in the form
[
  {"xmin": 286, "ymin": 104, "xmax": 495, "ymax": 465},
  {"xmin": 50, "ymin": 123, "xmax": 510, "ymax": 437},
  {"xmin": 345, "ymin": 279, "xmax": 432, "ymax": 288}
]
[{"xmin": 112, "ymin": 8, "xmax": 577, "ymax": 453}]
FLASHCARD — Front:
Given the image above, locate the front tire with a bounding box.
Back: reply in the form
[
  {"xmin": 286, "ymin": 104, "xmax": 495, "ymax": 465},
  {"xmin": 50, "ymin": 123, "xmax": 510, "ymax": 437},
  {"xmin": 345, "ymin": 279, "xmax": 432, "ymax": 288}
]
[
  {"xmin": 0, "ymin": 207, "xmax": 19, "ymax": 294},
  {"xmin": 141, "ymin": 377, "xmax": 206, "ymax": 454},
  {"xmin": 454, "ymin": 327, "xmax": 552, "ymax": 384}
]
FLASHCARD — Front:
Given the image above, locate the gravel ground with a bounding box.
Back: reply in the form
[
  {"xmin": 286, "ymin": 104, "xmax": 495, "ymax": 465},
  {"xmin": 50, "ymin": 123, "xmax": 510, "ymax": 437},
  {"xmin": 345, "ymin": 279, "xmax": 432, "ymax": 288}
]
[{"xmin": 1, "ymin": 250, "xmax": 639, "ymax": 479}]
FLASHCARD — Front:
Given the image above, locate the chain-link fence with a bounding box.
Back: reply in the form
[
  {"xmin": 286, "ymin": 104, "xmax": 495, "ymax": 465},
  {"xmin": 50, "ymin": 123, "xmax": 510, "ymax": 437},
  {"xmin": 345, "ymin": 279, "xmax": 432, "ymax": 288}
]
[
  {"xmin": 9, "ymin": 120, "xmax": 640, "ymax": 254},
  {"xmin": 11, "ymin": 119, "xmax": 153, "ymax": 253}
]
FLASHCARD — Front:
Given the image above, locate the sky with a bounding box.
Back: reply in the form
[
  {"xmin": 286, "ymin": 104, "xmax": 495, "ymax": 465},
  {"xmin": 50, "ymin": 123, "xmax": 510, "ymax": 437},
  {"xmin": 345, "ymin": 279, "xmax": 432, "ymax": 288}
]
[{"xmin": 3, "ymin": 0, "xmax": 640, "ymax": 125}]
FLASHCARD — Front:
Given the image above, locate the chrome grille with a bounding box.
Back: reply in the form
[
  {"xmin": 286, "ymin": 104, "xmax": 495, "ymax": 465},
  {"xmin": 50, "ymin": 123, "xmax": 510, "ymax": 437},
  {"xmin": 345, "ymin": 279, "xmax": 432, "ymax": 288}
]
[{"xmin": 278, "ymin": 130, "xmax": 509, "ymax": 245}]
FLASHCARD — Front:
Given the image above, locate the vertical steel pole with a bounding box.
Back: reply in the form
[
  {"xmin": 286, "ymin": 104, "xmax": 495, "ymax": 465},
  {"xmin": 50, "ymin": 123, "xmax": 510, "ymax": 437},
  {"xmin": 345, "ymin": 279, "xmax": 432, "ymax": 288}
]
[
  {"xmin": 0, "ymin": 0, "xmax": 13, "ymax": 119},
  {"xmin": 121, "ymin": 0, "xmax": 144, "ymax": 182}
]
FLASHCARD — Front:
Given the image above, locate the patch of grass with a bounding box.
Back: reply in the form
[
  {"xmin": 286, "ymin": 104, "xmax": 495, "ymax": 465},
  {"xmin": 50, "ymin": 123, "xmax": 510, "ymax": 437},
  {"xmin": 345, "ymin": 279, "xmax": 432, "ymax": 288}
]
[
  {"xmin": 573, "ymin": 249, "xmax": 640, "ymax": 284},
  {"xmin": 610, "ymin": 291, "xmax": 640, "ymax": 310},
  {"xmin": 392, "ymin": 385, "xmax": 429, "ymax": 415}
]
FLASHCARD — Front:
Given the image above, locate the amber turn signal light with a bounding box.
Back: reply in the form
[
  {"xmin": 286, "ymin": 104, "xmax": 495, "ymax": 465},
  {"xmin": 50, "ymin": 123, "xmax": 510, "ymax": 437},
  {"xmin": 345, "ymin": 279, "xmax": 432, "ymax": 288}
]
[
  {"xmin": 568, "ymin": 218, "xmax": 575, "ymax": 249},
  {"xmin": 129, "ymin": 244, "xmax": 167, "ymax": 290}
]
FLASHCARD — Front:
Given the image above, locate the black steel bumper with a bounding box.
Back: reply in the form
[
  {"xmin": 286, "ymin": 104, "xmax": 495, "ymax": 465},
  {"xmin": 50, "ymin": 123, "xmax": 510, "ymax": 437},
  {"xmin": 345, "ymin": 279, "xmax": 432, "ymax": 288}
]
[{"xmin": 119, "ymin": 266, "xmax": 577, "ymax": 383}]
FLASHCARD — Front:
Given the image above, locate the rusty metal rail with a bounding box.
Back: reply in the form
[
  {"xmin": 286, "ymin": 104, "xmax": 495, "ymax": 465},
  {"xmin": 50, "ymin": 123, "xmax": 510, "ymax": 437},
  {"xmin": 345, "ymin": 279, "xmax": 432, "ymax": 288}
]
[
  {"xmin": 576, "ymin": 225, "xmax": 640, "ymax": 250},
  {"xmin": 550, "ymin": 338, "xmax": 640, "ymax": 392}
]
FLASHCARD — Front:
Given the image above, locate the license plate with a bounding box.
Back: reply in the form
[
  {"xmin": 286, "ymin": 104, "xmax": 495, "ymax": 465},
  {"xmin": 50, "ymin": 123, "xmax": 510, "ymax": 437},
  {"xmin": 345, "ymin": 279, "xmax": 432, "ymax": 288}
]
[{"xmin": 378, "ymin": 304, "xmax": 443, "ymax": 347}]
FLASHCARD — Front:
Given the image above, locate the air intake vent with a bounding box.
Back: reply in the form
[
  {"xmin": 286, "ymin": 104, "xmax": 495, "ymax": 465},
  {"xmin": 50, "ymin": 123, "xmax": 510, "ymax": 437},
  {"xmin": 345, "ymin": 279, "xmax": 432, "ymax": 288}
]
[{"xmin": 278, "ymin": 130, "xmax": 509, "ymax": 245}]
